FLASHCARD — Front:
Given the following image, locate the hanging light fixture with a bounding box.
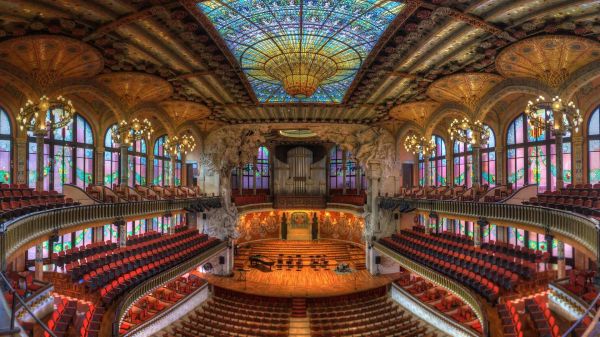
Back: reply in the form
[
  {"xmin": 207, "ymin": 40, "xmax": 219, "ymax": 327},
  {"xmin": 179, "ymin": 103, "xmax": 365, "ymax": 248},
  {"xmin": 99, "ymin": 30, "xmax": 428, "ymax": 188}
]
[
  {"xmin": 525, "ymin": 95, "xmax": 583, "ymax": 134},
  {"xmin": 404, "ymin": 133, "xmax": 436, "ymax": 157},
  {"xmin": 111, "ymin": 118, "xmax": 154, "ymax": 146},
  {"xmin": 448, "ymin": 117, "xmax": 490, "ymax": 146},
  {"xmin": 165, "ymin": 133, "xmax": 196, "ymax": 156},
  {"xmin": 16, "ymin": 95, "xmax": 76, "ymax": 132}
]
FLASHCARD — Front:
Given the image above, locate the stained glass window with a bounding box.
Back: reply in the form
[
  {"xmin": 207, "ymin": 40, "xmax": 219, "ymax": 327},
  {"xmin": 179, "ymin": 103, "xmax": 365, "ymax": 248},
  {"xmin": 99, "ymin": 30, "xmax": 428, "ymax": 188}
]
[
  {"xmin": 28, "ymin": 114, "xmax": 94, "ymax": 191},
  {"xmin": 128, "ymin": 139, "xmax": 147, "ymax": 186},
  {"xmin": 232, "ymin": 146, "xmax": 270, "ymax": 191},
  {"xmin": 588, "ymin": 106, "xmax": 600, "ymax": 184},
  {"xmin": 481, "ymin": 125, "xmax": 496, "ymax": 187},
  {"xmin": 419, "ymin": 135, "xmax": 446, "ymax": 186},
  {"xmin": 197, "ymin": 0, "xmax": 406, "ymax": 103},
  {"xmin": 453, "ymin": 141, "xmax": 472, "ymax": 187},
  {"xmin": 507, "ymin": 113, "xmax": 571, "ymax": 191},
  {"xmin": 153, "ymin": 135, "xmax": 171, "ymax": 186},
  {"xmin": 330, "ymin": 146, "xmax": 344, "ymax": 189},
  {"xmin": 0, "ymin": 108, "xmax": 11, "ymax": 184},
  {"xmin": 329, "ymin": 145, "xmax": 365, "ymax": 191},
  {"xmin": 104, "ymin": 125, "xmax": 120, "ymax": 187}
]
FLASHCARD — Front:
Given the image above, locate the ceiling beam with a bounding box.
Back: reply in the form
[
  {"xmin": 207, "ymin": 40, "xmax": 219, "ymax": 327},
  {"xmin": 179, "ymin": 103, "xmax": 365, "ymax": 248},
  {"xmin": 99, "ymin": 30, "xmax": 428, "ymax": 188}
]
[
  {"xmin": 169, "ymin": 71, "xmax": 214, "ymax": 81},
  {"xmin": 83, "ymin": 5, "xmax": 165, "ymax": 41}
]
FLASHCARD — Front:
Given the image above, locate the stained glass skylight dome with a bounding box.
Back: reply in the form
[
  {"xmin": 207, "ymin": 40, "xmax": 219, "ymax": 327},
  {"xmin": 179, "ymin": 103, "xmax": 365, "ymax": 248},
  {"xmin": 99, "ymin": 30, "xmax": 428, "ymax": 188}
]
[{"xmin": 197, "ymin": 0, "xmax": 405, "ymax": 103}]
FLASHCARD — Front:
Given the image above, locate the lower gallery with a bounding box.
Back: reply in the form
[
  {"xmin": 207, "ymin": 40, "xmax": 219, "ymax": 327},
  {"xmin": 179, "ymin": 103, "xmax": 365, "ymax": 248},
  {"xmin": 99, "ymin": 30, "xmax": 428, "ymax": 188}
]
[{"xmin": 0, "ymin": 0, "xmax": 599, "ymax": 336}]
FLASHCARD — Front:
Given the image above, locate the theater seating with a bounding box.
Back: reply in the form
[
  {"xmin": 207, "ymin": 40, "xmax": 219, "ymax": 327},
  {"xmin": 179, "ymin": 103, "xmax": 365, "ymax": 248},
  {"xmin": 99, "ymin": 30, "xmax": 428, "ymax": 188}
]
[
  {"xmin": 0, "ymin": 184, "xmax": 78, "ymax": 222},
  {"xmin": 162, "ymin": 287, "xmax": 291, "ymax": 337},
  {"xmin": 80, "ymin": 303, "xmax": 105, "ymax": 337},
  {"xmin": 498, "ymin": 301, "xmax": 523, "ymax": 337},
  {"xmin": 525, "ymin": 296, "xmax": 560, "ymax": 337},
  {"xmin": 523, "ymin": 184, "xmax": 600, "ymax": 217},
  {"xmin": 308, "ymin": 287, "xmax": 433, "ymax": 337},
  {"xmin": 44, "ymin": 298, "xmax": 77, "ymax": 337}
]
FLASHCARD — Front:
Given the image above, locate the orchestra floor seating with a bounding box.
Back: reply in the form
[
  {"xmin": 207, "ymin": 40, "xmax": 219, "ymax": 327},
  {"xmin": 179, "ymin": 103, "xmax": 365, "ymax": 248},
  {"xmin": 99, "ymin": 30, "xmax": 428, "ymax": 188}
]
[
  {"xmin": 235, "ymin": 239, "xmax": 366, "ymax": 271},
  {"xmin": 308, "ymin": 287, "xmax": 435, "ymax": 337},
  {"xmin": 160, "ymin": 287, "xmax": 292, "ymax": 337},
  {"xmin": 0, "ymin": 184, "xmax": 78, "ymax": 222}
]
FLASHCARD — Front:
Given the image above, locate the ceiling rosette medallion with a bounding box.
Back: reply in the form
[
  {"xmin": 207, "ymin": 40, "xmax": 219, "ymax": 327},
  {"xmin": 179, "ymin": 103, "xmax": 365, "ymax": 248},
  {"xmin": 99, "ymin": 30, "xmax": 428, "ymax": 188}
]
[
  {"xmin": 389, "ymin": 101, "xmax": 441, "ymax": 127},
  {"xmin": 426, "ymin": 73, "xmax": 504, "ymax": 112},
  {"xmin": 496, "ymin": 35, "xmax": 600, "ymax": 88}
]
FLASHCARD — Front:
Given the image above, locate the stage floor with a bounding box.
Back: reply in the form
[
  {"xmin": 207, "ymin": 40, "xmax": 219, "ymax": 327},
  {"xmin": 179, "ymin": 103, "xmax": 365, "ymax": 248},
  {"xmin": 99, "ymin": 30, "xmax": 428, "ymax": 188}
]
[{"xmin": 196, "ymin": 268, "xmax": 392, "ymax": 297}]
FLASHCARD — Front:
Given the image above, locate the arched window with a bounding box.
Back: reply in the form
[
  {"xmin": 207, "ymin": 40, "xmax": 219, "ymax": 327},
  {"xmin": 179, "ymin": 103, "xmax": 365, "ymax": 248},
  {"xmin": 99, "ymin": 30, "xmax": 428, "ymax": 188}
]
[
  {"xmin": 329, "ymin": 145, "xmax": 366, "ymax": 192},
  {"xmin": 507, "ymin": 112, "xmax": 571, "ymax": 191},
  {"xmin": 0, "ymin": 108, "xmax": 12, "ymax": 184},
  {"xmin": 231, "ymin": 146, "xmax": 270, "ymax": 191},
  {"xmin": 104, "ymin": 125, "xmax": 119, "ymax": 187},
  {"xmin": 588, "ymin": 106, "xmax": 600, "ymax": 184},
  {"xmin": 453, "ymin": 125, "xmax": 496, "ymax": 187},
  {"xmin": 255, "ymin": 146, "xmax": 269, "ymax": 190},
  {"xmin": 27, "ymin": 114, "xmax": 94, "ymax": 192},
  {"xmin": 128, "ymin": 139, "xmax": 147, "ymax": 186},
  {"xmin": 419, "ymin": 135, "xmax": 446, "ymax": 186},
  {"xmin": 153, "ymin": 135, "xmax": 171, "ymax": 186}
]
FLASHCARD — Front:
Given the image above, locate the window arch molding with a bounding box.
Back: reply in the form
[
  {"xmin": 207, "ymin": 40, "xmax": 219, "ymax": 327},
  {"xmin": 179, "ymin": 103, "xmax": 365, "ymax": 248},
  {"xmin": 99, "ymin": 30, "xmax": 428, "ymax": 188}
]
[{"xmin": 0, "ymin": 106, "xmax": 13, "ymax": 184}]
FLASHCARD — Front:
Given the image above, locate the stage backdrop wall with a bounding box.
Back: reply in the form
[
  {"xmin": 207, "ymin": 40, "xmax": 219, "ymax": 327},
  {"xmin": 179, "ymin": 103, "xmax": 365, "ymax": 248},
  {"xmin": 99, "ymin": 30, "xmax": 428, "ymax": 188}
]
[{"xmin": 237, "ymin": 210, "xmax": 364, "ymax": 244}]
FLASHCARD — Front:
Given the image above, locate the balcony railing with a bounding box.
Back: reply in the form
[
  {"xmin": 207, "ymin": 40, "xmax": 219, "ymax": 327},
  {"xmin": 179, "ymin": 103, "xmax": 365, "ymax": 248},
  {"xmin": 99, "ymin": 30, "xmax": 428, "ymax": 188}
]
[
  {"xmin": 374, "ymin": 241, "xmax": 488, "ymax": 337},
  {"xmin": 0, "ymin": 197, "xmax": 222, "ymax": 270},
  {"xmin": 113, "ymin": 242, "xmax": 226, "ymax": 337},
  {"xmin": 379, "ymin": 197, "xmax": 599, "ymax": 259}
]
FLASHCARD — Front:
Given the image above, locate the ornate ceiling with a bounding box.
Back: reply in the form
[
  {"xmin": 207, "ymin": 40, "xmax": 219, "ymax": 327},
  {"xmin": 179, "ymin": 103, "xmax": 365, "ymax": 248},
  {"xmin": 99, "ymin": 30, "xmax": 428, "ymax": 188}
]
[{"xmin": 0, "ymin": 0, "xmax": 598, "ymax": 131}]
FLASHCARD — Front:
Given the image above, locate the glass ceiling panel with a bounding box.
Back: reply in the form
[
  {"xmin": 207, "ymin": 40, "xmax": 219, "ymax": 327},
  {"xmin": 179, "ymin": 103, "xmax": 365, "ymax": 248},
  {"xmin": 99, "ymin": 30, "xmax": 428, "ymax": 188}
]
[{"xmin": 197, "ymin": 0, "xmax": 405, "ymax": 103}]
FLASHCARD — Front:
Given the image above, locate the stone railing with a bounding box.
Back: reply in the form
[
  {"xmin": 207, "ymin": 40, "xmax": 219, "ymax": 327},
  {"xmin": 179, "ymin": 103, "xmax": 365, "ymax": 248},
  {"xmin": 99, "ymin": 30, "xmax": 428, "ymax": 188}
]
[
  {"xmin": 549, "ymin": 278, "xmax": 596, "ymax": 320},
  {"xmin": 374, "ymin": 242, "xmax": 488, "ymax": 337},
  {"xmin": 379, "ymin": 197, "xmax": 599, "ymax": 259},
  {"xmin": 0, "ymin": 197, "xmax": 222, "ymax": 270},
  {"xmin": 113, "ymin": 242, "xmax": 226, "ymax": 337}
]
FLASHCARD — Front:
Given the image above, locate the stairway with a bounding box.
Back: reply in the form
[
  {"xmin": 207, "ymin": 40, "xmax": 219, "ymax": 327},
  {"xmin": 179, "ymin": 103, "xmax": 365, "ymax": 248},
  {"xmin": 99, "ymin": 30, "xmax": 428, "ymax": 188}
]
[
  {"xmin": 288, "ymin": 317, "xmax": 311, "ymax": 337},
  {"xmin": 291, "ymin": 298, "xmax": 307, "ymax": 318}
]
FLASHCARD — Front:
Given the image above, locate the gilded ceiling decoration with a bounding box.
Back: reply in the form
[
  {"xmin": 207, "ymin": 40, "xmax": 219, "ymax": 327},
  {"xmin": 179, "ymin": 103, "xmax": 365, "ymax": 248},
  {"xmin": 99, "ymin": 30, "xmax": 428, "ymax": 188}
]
[
  {"xmin": 159, "ymin": 100, "xmax": 211, "ymax": 124},
  {"xmin": 0, "ymin": 35, "xmax": 104, "ymax": 89},
  {"xmin": 426, "ymin": 73, "xmax": 504, "ymax": 111},
  {"xmin": 389, "ymin": 101, "xmax": 441, "ymax": 127},
  {"xmin": 496, "ymin": 35, "xmax": 600, "ymax": 88},
  {"xmin": 96, "ymin": 72, "xmax": 173, "ymax": 107},
  {"xmin": 196, "ymin": 0, "xmax": 406, "ymax": 103}
]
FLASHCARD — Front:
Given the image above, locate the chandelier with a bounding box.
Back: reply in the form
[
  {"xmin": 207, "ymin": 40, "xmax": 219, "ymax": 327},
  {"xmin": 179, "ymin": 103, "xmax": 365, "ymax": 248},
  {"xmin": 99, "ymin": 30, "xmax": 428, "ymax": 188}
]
[
  {"xmin": 165, "ymin": 134, "xmax": 196, "ymax": 156},
  {"xmin": 448, "ymin": 117, "xmax": 490, "ymax": 146},
  {"xmin": 16, "ymin": 95, "xmax": 76, "ymax": 132},
  {"xmin": 111, "ymin": 118, "xmax": 154, "ymax": 146},
  {"xmin": 264, "ymin": 52, "xmax": 338, "ymax": 98},
  {"xmin": 525, "ymin": 96, "xmax": 583, "ymax": 134},
  {"xmin": 404, "ymin": 133, "xmax": 436, "ymax": 157}
]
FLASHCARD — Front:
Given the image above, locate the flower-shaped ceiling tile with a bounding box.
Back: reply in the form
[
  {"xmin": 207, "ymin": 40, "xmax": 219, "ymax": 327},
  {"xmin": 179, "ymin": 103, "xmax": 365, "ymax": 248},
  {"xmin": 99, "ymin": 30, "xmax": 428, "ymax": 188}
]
[
  {"xmin": 427, "ymin": 73, "xmax": 503, "ymax": 111},
  {"xmin": 159, "ymin": 100, "xmax": 212, "ymax": 124},
  {"xmin": 0, "ymin": 35, "xmax": 104, "ymax": 88},
  {"xmin": 496, "ymin": 35, "xmax": 600, "ymax": 88},
  {"xmin": 196, "ymin": 0, "xmax": 406, "ymax": 103},
  {"xmin": 97, "ymin": 72, "xmax": 173, "ymax": 107},
  {"xmin": 389, "ymin": 101, "xmax": 441, "ymax": 127}
]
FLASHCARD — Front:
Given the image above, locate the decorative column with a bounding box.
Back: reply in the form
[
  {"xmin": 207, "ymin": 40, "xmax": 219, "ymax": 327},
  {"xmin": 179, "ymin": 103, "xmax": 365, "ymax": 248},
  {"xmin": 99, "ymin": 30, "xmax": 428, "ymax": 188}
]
[
  {"xmin": 181, "ymin": 153, "xmax": 187, "ymax": 187},
  {"xmin": 423, "ymin": 157, "xmax": 430, "ymax": 187},
  {"xmin": 115, "ymin": 218, "xmax": 127, "ymax": 248},
  {"xmin": 224, "ymin": 240, "xmax": 234, "ymax": 276},
  {"xmin": 356, "ymin": 165, "xmax": 362, "ymax": 195},
  {"xmin": 170, "ymin": 156, "xmax": 177, "ymax": 187},
  {"xmin": 495, "ymin": 146, "xmax": 505, "ymax": 186},
  {"xmin": 95, "ymin": 146, "xmax": 105, "ymax": 185},
  {"xmin": 34, "ymin": 243, "xmax": 44, "ymax": 281},
  {"xmin": 370, "ymin": 161, "xmax": 382, "ymax": 232},
  {"xmin": 34, "ymin": 130, "xmax": 46, "ymax": 191},
  {"xmin": 238, "ymin": 165, "xmax": 243, "ymax": 195},
  {"xmin": 119, "ymin": 144, "xmax": 129, "ymax": 186},
  {"xmin": 555, "ymin": 130, "xmax": 565, "ymax": 190},
  {"xmin": 472, "ymin": 144, "xmax": 481, "ymax": 189},
  {"xmin": 146, "ymin": 153, "xmax": 154, "ymax": 186},
  {"xmin": 253, "ymin": 159, "xmax": 257, "ymax": 195},
  {"xmin": 572, "ymin": 134, "xmax": 584, "ymax": 185},
  {"xmin": 423, "ymin": 215, "xmax": 430, "ymax": 234},
  {"xmin": 557, "ymin": 240, "xmax": 566, "ymax": 278},
  {"xmin": 15, "ymin": 137, "xmax": 27, "ymax": 185}
]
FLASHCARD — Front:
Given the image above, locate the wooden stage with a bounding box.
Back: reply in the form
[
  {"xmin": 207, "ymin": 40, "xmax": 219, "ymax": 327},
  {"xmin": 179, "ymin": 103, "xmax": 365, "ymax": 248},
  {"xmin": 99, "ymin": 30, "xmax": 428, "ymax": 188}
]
[{"xmin": 197, "ymin": 268, "xmax": 392, "ymax": 297}]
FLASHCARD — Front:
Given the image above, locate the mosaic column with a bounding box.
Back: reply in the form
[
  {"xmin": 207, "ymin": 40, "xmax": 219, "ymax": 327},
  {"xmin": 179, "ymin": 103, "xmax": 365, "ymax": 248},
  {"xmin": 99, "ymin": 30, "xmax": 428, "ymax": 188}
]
[
  {"xmin": 34, "ymin": 131, "xmax": 46, "ymax": 192},
  {"xmin": 572, "ymin": 134, "xmax": 584, "ymax": 185},
  {"xmin": 119, "ymin": 144, "xmax": 129, "ymax": 186},
  {"xmin": 170, "ymin": 156, "xmax": 177, "ymax": 187},
  {"xmin": 370, "ymin": 162, "xmax": 382, "ymax": 232},
  {"xmin": 34, "ymin": 243, "xmax": 44, "ymax": 281},
  {"xmin": 555, "ymin": 131, "xmax": 565, "ymax": 190},
  {"xmin": 95, "ymin": 146, "xmax": 105, "ymax": 185},
  {"xmin": 557, "ymin": 240, "xmax": 566, "ymax": 279},
  {"xmin": 115, "ymin": 218, "xmax": 127, "ymax": 248},
  {"xmin": 15, "ymin": 137, "xmax": 27, "ymax": 185},
  {"xmin": 495, "ymin": 146, "xmax": 504, "ymax": 186}
]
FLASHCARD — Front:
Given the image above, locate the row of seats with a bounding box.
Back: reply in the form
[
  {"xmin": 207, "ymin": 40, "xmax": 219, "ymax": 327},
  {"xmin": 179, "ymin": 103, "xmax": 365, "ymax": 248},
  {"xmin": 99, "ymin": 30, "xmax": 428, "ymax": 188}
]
[
  {"xmin": 307, "ymin": 287, "xmax": 434, "ymax": 337},
  {"xmin": 380, "ymin": 236, "xmax": 500, "ymax": 302},
  {"xmin": 402, "ymin": 230, "xmax": 535, "ymax": 279},
  {"xmin": 525, "ymin": 297, "xmax": 560, "ymax": 337},
  {"xmin": 80, "ymin": 303, "xmax": 104, "ymax": 337},
  {"xmin": 52, "ymin": 241, "xmax": 118, "ymax": 267},
  {"xmin": 84, "ymin": 232, "xmax": 214, "ymax": 290},
  {"xmin": 1, "ymin": 196, "xmax": 77, "ymax": 222},
  {"xmin": 100, "ymin": 237, "xmax": 220, "ymax": 305},
  {"xmin": 120, "ymin": 276, "xmax": 206, "ymax": 334},
  {"xmin": 162, "ymin": 287, "xmax": 291, "ymax": 337},
  {"xmin": 44, "ymin": 298, "xmax": 77, "ymax": 337},
  {"xmin": 498, "ymin": 301, "xmax": 523, "ymax": 337},
  {"xmin": 66, "ymin": 229, "xmax": 199, "ymax": 281}
]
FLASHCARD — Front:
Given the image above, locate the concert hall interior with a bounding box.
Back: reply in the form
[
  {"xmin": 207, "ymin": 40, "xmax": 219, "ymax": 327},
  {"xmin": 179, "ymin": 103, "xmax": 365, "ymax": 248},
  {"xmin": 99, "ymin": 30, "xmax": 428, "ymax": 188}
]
[{"xmin": 1, "ymin": 1, "xmax": 600, "ymax": 337}]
